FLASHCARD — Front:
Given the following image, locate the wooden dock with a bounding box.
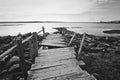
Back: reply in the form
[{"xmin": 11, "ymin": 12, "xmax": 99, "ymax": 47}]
[{"xmin": 28, "ymin": 33, "xmax": 96, "ymax": 80}]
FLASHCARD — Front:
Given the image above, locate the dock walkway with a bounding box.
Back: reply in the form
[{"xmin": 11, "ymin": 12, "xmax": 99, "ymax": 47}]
[{"xmin": 28, "ymin": 33, "xmax": 96, "ymax": 80}]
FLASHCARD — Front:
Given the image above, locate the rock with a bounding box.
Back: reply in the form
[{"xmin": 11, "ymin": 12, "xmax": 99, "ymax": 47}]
[
  {"xmin": 0, "ymin": 69, "xmax": 8, "ymax": 76},
  {"xmin": 24, "ymin": 48, "xmax": 30, "ymax": 52},
  {"xmin": 5, "ymin": 56, "xmax": 20, "ymax": 69},
  {"xmin": 24, "ymin": 54, "xmax": 30, "ymax": 60},
  {"xmin": 8, "ymin": 64, "xmax": 20, "ymax": 73},
  {"xmin": 88, "ymin": 47, "xmax": 103, "ymax": 53},
  {"xmin": 87, "ymin": 43, "xmax": 98, "ymax": 47},
  {"xmin": 25, "ymin": 60, "xmax": 32, "ymax": 70}
]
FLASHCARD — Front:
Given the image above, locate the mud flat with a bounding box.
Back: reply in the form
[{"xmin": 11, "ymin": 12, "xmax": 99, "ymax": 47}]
[
  {"xmin": 0, "ymin": 33, "xmax": 44, "ymax": 80},
  {"xmin": 54, "ymin": 27, "xmax": 120, "ymax": 80}
]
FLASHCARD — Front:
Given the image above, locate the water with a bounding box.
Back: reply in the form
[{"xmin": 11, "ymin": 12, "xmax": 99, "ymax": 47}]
[{"xmin": 0, "ymin": 22, "xmax": 120, "ymax": 36}]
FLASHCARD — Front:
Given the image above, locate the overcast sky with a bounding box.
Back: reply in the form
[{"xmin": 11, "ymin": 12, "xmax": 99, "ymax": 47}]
[{"xmin": 0, "ymin": 0, "xmax": 120, "ymax": 22}]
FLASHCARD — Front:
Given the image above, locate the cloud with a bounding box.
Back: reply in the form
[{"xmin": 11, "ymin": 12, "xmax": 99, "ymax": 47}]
[
  {"xmin": 0, "ymin": 0, "xmax": 119, "ymax": 21},
  {"xmin": 0, "ymin": 0, "xmax": 97, "ymax": 14},
  {"xmin": 90, "ymin": 0, "xmax": 114, "ymax": 3}
]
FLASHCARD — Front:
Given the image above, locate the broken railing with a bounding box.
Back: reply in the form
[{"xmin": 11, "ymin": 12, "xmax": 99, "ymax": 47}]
[
  {"xmin": 0, "ymin": 26, "xmax": 45, "ymax": 80},
  {"xmin": 67, "ymin": 32, "xmax": 86, "ymax": 60}
]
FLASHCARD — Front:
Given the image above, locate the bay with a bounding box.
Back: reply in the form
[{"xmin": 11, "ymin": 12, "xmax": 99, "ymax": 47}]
[{"xmin": 0, "ymin": 22, "xmax": 120, "ymax": 36}]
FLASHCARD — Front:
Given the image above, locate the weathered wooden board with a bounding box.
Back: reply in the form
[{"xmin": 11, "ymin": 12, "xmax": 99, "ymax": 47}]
[
  {"xmin": 29, "ymin": 66, "xmax": 84, "ymax": 80},
  {"xmin": 30, "ymin": 63, "xmax": 82, "ymax": 73},
  {"xmin": 42, "ymin": 40, "xmax": 65, "ymax": 44},
  {"xmin": 31, "ymin": 58, "xmax": 77, "ymax": 70},
  {"xmin": 40, "ymin": 43, "xmax": 66, "ymax": 47},
  {"xmin": 38, "ymin": 47, "xmax": 75, "ymax": 56},
  {"xmin": 40, "ymin": 34, "xmax": 66, "ymax": 47},
  {"xmin": 35, "ymin": 47, "xmax": 76, "ymax": 64},
  {"xmin": 35, "ymin": 53, "xmax": 76, "ymax": 63},
  {"xmin": 45, "ymin": 72, "xmax": 96, "ymax": 80}
]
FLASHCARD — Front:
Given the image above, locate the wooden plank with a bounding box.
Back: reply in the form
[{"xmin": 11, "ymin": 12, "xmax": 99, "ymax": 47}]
[
  {"xmin": 38, "ymin": 48, "xmax": 75, "ymax": 56},
  {"xmin": 38, "ymin": 50, "xmax": 75, "ymax": 57},
  {"xmin": 42, "ymin": 40, "xmax": 65, "ymax": 44},
  {"xmin": 35, "ymin": 54, "xmax": 75, "ymax": 63},
  {"xmin": 41, "ymin": 34, "xmax": 65, "ymax": 47},
  {"xmin": 31, "ymin": 63, "xmax": 82, "ymax": 73},
  {"xmin": 38, "ymin": 47, "xmax": 75, "ymax": 54},
  {"xmin": 38, "ymin": 52, "xmax": 74, "ymax": 58},
  {"xmin": 45, "ymin": 36, "xmax": 63, "ymax": 39},
  {"xmin": 38, "ymin": 51, "xmax": 74, "ymax": 58},
  {"xmin": 40, "ymin": 43, "xmax": 66, "ymax": 47},
  {"xmin": 31, "ymin": 58, "xmax": 77, "ymax": 70},
  {"xmin": 29, "ymin": 66, "xmax": 82, "ymax": 80},
  {"xmin": 45, "ymin": 71, "xmax": 94, "ymax": 80},
  {"xmin": 35, "ymin": 47, "xmax": 76, "ymax": 63}
]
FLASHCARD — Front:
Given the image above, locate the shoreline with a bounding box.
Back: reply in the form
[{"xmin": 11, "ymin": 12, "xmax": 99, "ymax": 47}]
[
  {"xmin": 0, "ymin": 22, "xmax": 120, "ymax": 37},
  {"xmin": 0, "ymin": 27, "xmax": 120, "ymax": 80}
]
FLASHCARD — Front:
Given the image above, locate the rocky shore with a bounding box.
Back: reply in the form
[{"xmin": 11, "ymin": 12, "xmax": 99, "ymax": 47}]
[
  {"xmin": 54, "ymin": 27, "xmax": 120, "ymax": 80},
  {"xmin": 0, "ymin": 33, "xmax": 43, "ymax": 80}
]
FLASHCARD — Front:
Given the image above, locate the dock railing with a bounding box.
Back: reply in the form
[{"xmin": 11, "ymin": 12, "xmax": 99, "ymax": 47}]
[
  {"xmin": 67, "ymin": 33, "xmax": 76, "ymax": 46},
  {"xmin": 67, "ymin": 32, "xmax": 86, "ymax": 60},
  {"xmin": 0, "ymin": 26, "xmax": 45, "ymax": 80},
  {"xmin": 77, "ymin": 33, "xmax": 86, "ymax": 60}
]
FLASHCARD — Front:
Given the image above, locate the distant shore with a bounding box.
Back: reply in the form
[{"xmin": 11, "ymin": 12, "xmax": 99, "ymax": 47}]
[
  {"xmin": 100, "ymin": 20, "xmax": 120, "ymax": 24},
  {"xmin": 103, "ymin": 30, "xmax": 120, "ymax": 34}
]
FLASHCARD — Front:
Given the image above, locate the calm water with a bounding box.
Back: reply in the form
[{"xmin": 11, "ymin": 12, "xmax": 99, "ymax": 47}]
[{"xmin": 0, "ymin": 22, "xmax": 120, "ymax": 36}]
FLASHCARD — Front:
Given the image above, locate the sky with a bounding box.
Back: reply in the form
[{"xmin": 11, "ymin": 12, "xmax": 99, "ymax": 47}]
[{"xmin": 0, "ymin": 0, "xmax": 120, "ymax": 22}]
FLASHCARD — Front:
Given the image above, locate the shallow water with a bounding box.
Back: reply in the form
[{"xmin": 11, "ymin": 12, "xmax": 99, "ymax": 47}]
[{"xmin": 0, "ymin": 22, "xmax": 120, "ymax": 36}]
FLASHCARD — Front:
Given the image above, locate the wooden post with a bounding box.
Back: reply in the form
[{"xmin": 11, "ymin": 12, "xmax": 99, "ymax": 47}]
[
  {"xmin": 62, "ymin": 27, "xmax": 65, "ymax": 36},
  {"xmin": 42, "ymin": 26, "xmax": 45, "ymax": 37},
  {"xmin": 29, "ymin": 38, "xmax": 35, "ymax": 63},
  {"xmin": 77, "ymin": 33, "xmax": 86, "ymax": 60},
  {"xmin": 68, "ymin": 33, "xmax": 76, "ymax": 46},
  {"xmin": 16, "ymin": 37, "xmax": 27, "ymax": 80},
  {"xmin": 106, "ymin": 36, "xmax": 108, "ymax": 40},
  {"xmin": 33, "ymin": 32, "xmax": 38, "ymax": 57}
]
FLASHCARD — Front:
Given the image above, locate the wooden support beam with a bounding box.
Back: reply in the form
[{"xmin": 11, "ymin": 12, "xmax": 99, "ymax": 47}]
[
  {"xmin": 68, "ymin": 33, "xmax": 76, "ymax": 46},
  {"xmin": 29, "ymin": 37, "xmax": 35, "ymax": 63},
  {"xmin": 62, "ymin": 27, "xmax": 65, "ymax": 36},
  {"xmin": 16, "ymin": 36, "xmax": 27, "ymax": 80},
  {"xmin": 37, "ymin": 30, "xmax": 43, "ymax": 34},
  {"xmin": 0, "ymin": 45, "xmax": 16, "ymax": 60},
  {"xmin": 42, "ymin": 26, "xmax": 45, "ymax": 37},
  {"xmin": 77, "ymin": 33, "xmax": 86, "ymax": 60},
  {"xmin": 33, "ymin": 32, "xmax": 38, "ymax": 57}
]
